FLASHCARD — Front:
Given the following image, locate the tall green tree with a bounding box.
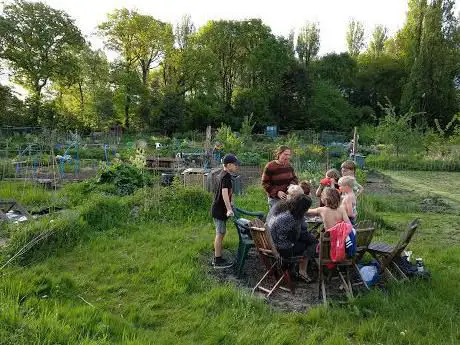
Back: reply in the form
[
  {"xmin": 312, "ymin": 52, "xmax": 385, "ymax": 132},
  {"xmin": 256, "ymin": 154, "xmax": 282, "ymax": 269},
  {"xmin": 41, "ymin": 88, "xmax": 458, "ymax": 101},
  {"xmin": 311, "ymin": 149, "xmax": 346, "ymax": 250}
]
[
  {"xmin": 296, "ymin": 22, "xmax": 320, "ymax": 67},
  {"xmin": 400, "ymin": 0, "xmax": 459, "ymax": 126},
  {"xmin": 368, "ymin": 25, "xmax": 388, "ymax": 57},
  {"xmin": 98, "ymin": 9, "xmax": 173, "ymax": 128},
  {"xmin": 0, "ymin": 0, "xmax": 84, "ymax": 120},
  {"xmin": 346, "ymin": 19, "xmax": 365, "ymax": 57}
]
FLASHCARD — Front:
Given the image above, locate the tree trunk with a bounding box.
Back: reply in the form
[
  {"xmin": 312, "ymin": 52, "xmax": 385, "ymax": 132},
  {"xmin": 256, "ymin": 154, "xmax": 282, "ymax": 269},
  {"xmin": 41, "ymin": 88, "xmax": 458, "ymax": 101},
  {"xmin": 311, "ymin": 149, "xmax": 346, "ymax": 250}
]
[
  {"xmin": 125, "ymin": 86, "xmax": 131, "ymax": 129},
  {"xmin": 78, "ymin": 82, "xmax": 84, "ymax": 113}
]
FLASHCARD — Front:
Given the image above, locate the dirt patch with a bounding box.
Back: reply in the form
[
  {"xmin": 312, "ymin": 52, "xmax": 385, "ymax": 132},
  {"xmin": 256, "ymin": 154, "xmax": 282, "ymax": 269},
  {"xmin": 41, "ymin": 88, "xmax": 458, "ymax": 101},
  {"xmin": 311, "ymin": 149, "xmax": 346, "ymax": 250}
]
[
  {"xmin": 207, "ymin": 249, "xmax": 362, "ymax": 312},
  {"xmin": 419, "ymin": 196, "xmax": 452, "ymax": 213},
  {"xmin": 365, "ymin": 171, "xmax": 406, "ymax": 195}
]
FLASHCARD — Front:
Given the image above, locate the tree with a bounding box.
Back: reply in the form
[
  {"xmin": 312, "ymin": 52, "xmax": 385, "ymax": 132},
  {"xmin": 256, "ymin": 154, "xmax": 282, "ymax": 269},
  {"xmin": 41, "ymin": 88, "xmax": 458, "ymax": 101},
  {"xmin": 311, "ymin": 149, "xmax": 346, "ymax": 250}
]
[
  {"xmin": 0, "ymin": 84, "xmax": 25, "ymax": 126},
  {"xmin": 346, "ymin": 19, "xmax": 365, "ymax": 57},
  {"xmin": 377, "ymin": 98, "xmax": 421, "ymax": 156},
  {"xmin": 400, "ymin": 0, "xmax": 459, "ymax": 127},
  {"xmin": 312, "ymin": 53, "xmax": 357, "ymax": 99},
  {"xmin": 296, "ymin": 22, "xmax": 320, "ymax": 67},
  {"xmin": 368, "ymin": 25, "xmax": 388, "ymax": 57},
  {"xmin": 175, "ymin": 14, "xmax": 195, "ymax": 50},
  {"xmin": 0, "ymin": 0, "xmax": 84, "ymax": 119},
  {"xmin": 98, "ymin": 9, "xmax": 173, "ymax": 128}
]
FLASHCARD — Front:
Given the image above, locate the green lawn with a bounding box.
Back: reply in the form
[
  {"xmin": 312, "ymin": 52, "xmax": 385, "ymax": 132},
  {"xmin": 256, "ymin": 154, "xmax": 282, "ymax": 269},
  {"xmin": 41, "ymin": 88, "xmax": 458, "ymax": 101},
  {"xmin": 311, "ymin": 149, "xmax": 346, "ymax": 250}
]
[
  {"xmin": 381, "ymin": 170, "xmax": 460, "ymax": 204},
  {"xmin": 0, "ymin": 171, "xmax": 459, "ymax": 344}
]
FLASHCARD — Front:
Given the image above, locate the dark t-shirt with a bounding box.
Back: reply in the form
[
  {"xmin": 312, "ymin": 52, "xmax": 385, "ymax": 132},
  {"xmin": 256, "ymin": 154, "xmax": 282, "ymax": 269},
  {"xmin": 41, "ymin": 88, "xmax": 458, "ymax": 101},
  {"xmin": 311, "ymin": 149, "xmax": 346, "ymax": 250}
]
[{"xmin": 211, "ymin": 170, "xmax": 233, "ymax": 220}]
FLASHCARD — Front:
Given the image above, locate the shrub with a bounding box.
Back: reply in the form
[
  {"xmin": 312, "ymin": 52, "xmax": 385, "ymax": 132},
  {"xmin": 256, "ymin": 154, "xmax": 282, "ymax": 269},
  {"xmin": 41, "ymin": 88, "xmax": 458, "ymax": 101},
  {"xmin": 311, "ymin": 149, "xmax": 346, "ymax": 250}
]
[
  {"xmin": 238, "ymin": 152, "xmax": 264, "ymax": 166},
  {"xmin": 97, "ymin": 163, "xmax": 150, "ymax": 195}
]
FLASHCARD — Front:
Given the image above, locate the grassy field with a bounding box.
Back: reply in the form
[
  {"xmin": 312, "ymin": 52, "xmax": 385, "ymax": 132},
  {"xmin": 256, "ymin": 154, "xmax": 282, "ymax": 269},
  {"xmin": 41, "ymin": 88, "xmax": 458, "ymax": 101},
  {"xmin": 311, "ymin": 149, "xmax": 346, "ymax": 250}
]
[{"xmin": 0, "ymin": 171, "xmax": 459, "ymax": 344}]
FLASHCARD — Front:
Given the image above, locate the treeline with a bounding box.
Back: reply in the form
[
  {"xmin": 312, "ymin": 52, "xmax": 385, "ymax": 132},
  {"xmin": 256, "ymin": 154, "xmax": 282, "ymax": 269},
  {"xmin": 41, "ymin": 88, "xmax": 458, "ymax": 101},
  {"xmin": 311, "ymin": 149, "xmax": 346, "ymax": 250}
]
[{"xmin": 0, "ymin": 0, "xmax": 459, "ymax": 134}]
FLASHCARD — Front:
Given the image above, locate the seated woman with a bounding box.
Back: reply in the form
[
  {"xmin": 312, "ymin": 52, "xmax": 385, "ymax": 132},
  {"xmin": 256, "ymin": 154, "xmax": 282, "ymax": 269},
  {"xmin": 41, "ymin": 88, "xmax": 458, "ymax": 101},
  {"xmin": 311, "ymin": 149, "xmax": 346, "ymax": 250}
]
[{"xmin": 266, "ymin": 194, "xmax": 316, "ymax": 282}]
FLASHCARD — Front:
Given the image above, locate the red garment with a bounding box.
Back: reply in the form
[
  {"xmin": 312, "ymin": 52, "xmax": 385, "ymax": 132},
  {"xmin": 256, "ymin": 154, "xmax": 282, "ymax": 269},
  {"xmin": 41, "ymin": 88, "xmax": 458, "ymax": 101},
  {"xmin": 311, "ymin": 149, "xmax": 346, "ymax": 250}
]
[{"xmin": 326, "ymin": 221, "xmax": 352, "ymax": 262}]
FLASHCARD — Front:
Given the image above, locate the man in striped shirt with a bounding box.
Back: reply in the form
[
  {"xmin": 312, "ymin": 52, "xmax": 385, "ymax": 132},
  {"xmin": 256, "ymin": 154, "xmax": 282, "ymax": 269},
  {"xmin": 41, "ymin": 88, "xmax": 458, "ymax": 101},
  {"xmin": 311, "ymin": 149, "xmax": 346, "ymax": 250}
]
[{"xmin": 261, "ymin": 145, "xmax": 298, "ymax": 208}]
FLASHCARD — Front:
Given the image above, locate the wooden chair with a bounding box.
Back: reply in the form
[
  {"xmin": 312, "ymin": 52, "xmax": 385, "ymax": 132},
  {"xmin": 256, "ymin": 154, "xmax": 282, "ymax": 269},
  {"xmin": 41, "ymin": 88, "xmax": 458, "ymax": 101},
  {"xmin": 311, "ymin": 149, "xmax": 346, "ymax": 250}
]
[
  {"xmin": 232, "ymin": 206, "xmax": 265, "ymax": 278},
  {"xmin": 355, "ymin": 220, "xmax": 376, "ymax": 261},
  {"xmin": 249, "ymin": 219, "xmax": 300, "ymax": 298},
  {"xmin": 353, "ymin": 221, "xmax": 376, "ymax": 290},
  {"xmin": 367, "ymin": 218, "xmax": 420, "ymax": 282},
  {"xmin": 317, "ymin": 231, "xmax": 355, "ymax": 304}
]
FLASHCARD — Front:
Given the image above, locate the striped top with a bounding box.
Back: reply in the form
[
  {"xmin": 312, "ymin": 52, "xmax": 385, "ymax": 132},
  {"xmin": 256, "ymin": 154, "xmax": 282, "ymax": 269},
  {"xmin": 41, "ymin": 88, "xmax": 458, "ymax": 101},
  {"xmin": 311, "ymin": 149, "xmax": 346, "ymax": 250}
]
[{"xmin": 261, "ymin": 160, "xmax": 298, "ymax": 198}]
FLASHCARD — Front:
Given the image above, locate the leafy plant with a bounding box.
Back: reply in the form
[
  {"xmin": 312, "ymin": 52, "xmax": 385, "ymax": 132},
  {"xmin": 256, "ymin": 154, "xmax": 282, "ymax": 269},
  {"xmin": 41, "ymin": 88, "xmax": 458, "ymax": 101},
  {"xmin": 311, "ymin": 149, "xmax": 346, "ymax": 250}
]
[{"xmin": 97, "ymin": 163, "xmax": 149, "ymax": 195}]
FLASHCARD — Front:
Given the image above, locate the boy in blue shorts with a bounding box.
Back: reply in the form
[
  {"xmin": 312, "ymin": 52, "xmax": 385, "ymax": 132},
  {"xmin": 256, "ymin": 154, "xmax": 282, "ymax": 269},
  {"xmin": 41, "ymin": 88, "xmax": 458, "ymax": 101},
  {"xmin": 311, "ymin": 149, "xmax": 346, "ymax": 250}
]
[{"xmin": 211, "ymin": 154, "xmax": 240, "ymax": 268}]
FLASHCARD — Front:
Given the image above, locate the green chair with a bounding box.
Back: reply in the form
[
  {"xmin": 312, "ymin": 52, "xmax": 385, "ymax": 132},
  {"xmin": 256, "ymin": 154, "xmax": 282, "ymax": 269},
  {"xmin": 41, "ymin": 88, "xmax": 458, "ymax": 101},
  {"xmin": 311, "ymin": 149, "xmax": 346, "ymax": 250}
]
[{"xmin": 232, "ymin": 206, "xmax": 265, "ymax": 278}]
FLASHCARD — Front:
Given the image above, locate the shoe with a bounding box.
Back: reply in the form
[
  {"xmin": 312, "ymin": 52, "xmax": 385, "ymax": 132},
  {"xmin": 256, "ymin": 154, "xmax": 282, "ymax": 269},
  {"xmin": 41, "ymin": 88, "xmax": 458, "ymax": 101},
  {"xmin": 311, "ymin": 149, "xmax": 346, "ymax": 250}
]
[{"xmin": 212, "ymin": 257, "xmax": 234, "ymax": 269}]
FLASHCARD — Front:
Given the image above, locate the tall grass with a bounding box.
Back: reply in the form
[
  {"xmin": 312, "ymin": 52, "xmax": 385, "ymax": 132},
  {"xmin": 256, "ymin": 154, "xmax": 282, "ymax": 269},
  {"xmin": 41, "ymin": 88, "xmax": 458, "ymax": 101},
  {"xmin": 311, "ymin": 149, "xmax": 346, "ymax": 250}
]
[{"xmin": 0, "ymin": 172, "xmax": 459, "ymax": 344}]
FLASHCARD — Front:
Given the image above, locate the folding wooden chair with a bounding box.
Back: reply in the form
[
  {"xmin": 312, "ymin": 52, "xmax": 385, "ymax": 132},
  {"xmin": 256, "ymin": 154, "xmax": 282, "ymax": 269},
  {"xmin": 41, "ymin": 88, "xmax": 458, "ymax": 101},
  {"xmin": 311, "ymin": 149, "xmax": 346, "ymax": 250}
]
[
  {"xmin": 249, "ymin": 219, "xmax": 300, "ymax": 298},
  {"xmin": 317, "ymin": 231, "xmax": 355, "ymax": 304},
  {"xmin": 353, "ymin": 221, "xmax": 376, "ymax": 290},
  {"xmin": 232, "ymin": 206, "xmax": 265, "ymax": 278},
  {"xmin": 367, "ymin": 218, "xmax": 420, "ymax": 282}
]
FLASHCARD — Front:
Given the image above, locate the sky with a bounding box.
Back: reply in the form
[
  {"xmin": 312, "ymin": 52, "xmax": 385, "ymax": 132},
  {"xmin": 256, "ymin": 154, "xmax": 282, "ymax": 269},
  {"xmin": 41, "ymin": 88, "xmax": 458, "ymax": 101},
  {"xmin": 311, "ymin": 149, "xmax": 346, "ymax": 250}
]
[{"xmin": 34, "ymin": 0, "xmax": 412, "ymax": 55}]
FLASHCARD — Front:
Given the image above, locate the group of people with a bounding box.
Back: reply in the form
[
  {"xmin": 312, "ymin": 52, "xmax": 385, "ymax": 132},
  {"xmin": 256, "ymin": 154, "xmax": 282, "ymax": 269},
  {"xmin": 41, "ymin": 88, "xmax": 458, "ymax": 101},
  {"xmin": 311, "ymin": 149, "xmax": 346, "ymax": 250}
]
[{"xmin": 210, "ymin": 146, "xmax": 363, "ymax": 277}]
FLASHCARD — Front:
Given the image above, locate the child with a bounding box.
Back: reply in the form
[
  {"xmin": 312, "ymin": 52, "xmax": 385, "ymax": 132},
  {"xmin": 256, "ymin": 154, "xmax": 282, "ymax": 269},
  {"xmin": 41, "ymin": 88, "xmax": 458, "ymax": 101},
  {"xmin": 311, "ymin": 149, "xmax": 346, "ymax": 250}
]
[
  {"xmin": 341, "ymin": 160, "xmax": 364, "ymax": 196},
  {"xmin": 307, "ymin": 188, "xmax": 354, "ymax": 262},
  {"xmin": 338, "ymin": 176, "xmax": 358, "ymax": 225},
  {"xmin": 211, "ymin": 154, "xmax": 240, "ymax": 268},
  {"xmin": 307, "ymin": 187, "xmax": 350, "ymax": 231},
  {"xmin": 316, "ymin": 169, "xmax": 341, "ymax": 206}
]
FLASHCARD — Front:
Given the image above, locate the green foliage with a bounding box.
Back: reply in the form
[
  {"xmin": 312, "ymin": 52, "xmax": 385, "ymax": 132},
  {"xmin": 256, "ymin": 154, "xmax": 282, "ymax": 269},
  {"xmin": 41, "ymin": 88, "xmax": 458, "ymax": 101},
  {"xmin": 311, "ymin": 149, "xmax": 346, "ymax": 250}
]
[
  {"xmin": 376, "ymin": 99, "xmax": 421, "ymax": 156},
  {"xmin": 97, "ymin": 163, "xmax": 149, "ymax": 195},
  {"xmin": 215, "ymin": 123, "xmax": 242, "ymax": 154},
  {"xmin": 238, "ymin": 152, "xmax": 263, "ymax": 166},
  {"xmin": 346, "ymin": 19, "xmax": 365, "ymax": 57},
  {"xmin": 309, "ymin": 80, "xmax": 358, "ymax": 130},
  {"xmin": 239, "ymin": 113, "xmax": 256, "ymax": 145},
  {"xmin": 0, "ymin": 0, "xmax": 85, "ymax": 102},
  {"xmin": 296, "ymin": 22, "xmax": 320, "ymax": 66}
]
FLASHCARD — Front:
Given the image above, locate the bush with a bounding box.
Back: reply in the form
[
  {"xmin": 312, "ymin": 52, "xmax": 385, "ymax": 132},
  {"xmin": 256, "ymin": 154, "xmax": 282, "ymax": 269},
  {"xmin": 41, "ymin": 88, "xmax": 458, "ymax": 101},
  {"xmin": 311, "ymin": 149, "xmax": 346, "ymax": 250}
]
[
  {"xmin": 97, "ymin": 163, "xmax": 150, "ymax": 195},
  {"xmin": 238, "ymin": 152, "xmax": 264, "ymax": 166}
]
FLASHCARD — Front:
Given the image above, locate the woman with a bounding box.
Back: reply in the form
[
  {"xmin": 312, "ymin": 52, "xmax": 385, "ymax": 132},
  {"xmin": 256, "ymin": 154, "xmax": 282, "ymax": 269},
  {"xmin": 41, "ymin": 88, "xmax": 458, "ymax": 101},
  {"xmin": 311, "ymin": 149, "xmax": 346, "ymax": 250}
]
[
  {"xmin": 261, "ymin": 145, "xmax": 298, "ymax": 208},
  {"xmin": 267, "ymin": 194, "xmax": 316, "ymax": 282}
]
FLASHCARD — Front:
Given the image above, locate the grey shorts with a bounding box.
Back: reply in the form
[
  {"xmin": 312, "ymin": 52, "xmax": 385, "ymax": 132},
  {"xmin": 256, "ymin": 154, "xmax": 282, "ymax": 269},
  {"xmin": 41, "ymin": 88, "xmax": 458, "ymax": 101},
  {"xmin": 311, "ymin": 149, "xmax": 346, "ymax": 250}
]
[{"xmin": 213, "ymin": 218, "xmax": 227, "ymax": 235}]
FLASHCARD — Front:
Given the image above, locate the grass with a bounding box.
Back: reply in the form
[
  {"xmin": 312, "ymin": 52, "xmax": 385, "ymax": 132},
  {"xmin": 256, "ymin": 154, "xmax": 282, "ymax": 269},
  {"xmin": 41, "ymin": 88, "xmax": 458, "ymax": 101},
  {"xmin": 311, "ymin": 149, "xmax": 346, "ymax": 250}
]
[
  {"xmin": 0, "ymin": 171, "xmax": 459, "ymax": 344},
  {"xmin": 381, "ymin": 170, "xmax": 460, "ymax": 205}
]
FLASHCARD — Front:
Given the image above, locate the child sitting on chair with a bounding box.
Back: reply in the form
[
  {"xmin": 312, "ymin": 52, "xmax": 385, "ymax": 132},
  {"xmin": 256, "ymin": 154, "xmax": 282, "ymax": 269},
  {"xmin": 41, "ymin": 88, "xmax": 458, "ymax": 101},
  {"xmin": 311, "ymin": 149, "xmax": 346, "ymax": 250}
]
[
  {"xmin": 307, "ymin": 187, "xmax": 350, "ymax": 230},
  {"xmin": 307, "ymin": 188, "xmax": 354, "ymax": 261},
  {"xmin": 338, "ymin": 176, "xmax": 358, "ymax": 225}
]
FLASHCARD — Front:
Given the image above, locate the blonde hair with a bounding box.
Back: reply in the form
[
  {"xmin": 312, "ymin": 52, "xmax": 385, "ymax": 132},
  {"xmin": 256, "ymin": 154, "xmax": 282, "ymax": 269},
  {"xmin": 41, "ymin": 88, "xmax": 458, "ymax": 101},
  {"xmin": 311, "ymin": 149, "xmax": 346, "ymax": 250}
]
[
  {"xmin": 287, "ymin": 184, "xmax": 304, "ymax": 198},
  {"xmin": 338, "ymin": 176, "xmax": 355, "ymax": 188},
  {"xmin": 341, "ymin": 160, "xmax": 356, "ymax": 172},
  {"xmin": 326, "ymin": 168, "xmax": 340, "ymax": 181}
]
